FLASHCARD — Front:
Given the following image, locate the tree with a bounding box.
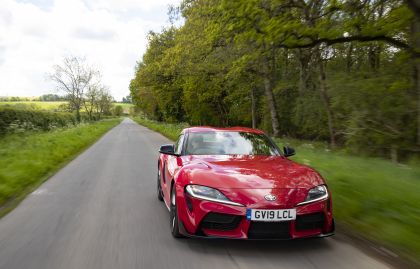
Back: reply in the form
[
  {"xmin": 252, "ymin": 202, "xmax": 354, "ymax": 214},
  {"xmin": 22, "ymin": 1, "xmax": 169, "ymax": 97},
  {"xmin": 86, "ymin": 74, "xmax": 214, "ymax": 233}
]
[
  {"xmin": 113, "ymin": 105, "xmax": 124, "ymax": 116},
  {"xmin": 39, "ymin": 94, "xmax": 67, "ymax": 101},
  {"xmin": 49, "ymin": 57, "xmax": 99, "ymax": 122},
  {"xmin": 83, "ymin": 85, "xmax": 100, "ymax": 120},
  {"xmin": 96, "ymin": 88, "xmax": 113, "ymax": 118},
  {"xmin": 122, "ymin": 95, "xmax": 132, "ymax": 103},
  {"xmin": 406, "ymin": 0, "xmax": 420, "ymax": 145},
  {"xmin": 129, "ymin": 0, "xmax": 419, "ymax": 160}
]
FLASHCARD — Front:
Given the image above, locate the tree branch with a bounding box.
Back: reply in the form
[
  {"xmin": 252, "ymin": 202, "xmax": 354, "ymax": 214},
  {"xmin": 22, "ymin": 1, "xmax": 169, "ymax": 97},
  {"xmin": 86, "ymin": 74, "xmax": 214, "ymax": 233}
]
[{"xmin": 277, "ymin": 34, "xmax": 412, "ymax": 54}]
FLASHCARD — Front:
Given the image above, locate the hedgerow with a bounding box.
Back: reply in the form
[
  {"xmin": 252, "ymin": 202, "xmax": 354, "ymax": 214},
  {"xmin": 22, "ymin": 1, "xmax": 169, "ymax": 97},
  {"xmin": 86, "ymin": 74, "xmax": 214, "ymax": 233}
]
[{"xmin": 0, "ymin": 108, "xmax": 77, "ymax": 134}]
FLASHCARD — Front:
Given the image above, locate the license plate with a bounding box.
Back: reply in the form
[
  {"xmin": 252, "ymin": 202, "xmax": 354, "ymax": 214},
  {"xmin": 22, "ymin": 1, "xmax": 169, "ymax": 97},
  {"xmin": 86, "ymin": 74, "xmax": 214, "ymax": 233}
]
[{"xmin": 246, "ymin": 209, "xmax": 296, "ymax": 222}]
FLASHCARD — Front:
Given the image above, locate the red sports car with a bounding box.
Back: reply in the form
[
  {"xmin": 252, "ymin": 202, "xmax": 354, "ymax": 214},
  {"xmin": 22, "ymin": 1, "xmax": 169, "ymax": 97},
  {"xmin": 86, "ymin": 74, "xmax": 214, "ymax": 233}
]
[{"xmin": 157, "ymin": 127, "xmax": 334, "ymax": 239}]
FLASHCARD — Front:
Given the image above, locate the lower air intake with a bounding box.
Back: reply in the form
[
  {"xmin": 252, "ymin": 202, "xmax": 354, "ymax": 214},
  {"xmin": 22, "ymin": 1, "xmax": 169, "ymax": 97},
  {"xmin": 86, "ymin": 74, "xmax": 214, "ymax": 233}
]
[
  {"xmin": 295, "ymin": 213, "xmax": 325, "ymax": 231},
  {"xmin": 200, "ymin": 213, "xmax": 242, "ymax": 231},
  {"xmin": 247, "ymin": 221, "xmax": 291, "ymax": 239}
]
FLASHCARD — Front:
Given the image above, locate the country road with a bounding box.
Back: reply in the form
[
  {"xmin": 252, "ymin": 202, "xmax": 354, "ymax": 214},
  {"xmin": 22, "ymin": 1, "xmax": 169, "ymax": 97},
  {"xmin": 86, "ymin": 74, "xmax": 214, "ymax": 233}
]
[{"xmin": 0, "ymin": 118, "xmax": 394, "ymax": 269}]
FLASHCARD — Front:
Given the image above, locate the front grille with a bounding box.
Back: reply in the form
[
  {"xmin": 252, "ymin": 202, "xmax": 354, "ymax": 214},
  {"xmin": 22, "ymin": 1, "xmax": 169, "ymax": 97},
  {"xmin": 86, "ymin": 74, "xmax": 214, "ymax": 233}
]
[
  {"xmin": 295, "ymin": 213, "xmax": 325, "ymax": 231},
  {"xmin": 247, "ymin": 221, "xmax": 291, "ymax": 239},
  {"xmin": 200, "ymin": 213, "xmax": 242, "ymax": 231}
]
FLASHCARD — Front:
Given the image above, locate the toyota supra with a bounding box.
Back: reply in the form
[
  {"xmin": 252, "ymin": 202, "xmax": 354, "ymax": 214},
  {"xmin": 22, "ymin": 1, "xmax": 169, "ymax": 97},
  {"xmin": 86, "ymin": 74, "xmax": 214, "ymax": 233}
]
[{"xmin": 157, "ymin": 127, "xmax": 334, "ymax": 239}]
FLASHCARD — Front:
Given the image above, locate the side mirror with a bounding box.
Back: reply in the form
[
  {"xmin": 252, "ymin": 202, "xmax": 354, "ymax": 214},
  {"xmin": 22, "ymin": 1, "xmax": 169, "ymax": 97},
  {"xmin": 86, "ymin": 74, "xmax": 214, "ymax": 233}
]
[
  {"xmin": 159, "ymin": 144, "xmax": 178, "ymax": 156},
  {"xmin": 283, "ymin": 146, "xmax": 295, "ymax": 157}
]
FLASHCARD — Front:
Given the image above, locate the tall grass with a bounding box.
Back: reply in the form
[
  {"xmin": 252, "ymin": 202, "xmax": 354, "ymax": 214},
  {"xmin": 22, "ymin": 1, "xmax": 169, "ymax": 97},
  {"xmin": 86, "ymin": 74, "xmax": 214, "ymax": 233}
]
[
  {"xmin": 132, "ymin": 116, "xmax": 420, "ymax": 264},
  {"xmin": 0, "ymin": 119, "xmax": 121, "ymax": 217}
]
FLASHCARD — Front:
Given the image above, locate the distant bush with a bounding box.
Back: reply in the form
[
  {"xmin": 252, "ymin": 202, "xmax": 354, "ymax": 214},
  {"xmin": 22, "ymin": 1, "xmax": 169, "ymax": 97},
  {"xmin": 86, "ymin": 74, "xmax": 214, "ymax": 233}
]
[
  {"xmin": 113, "ymin": 105, "xmax": 123, "ymax": 116},
  {"xmin": 0, "ymin": 108, "xmax": 77, "ymax": 134}
]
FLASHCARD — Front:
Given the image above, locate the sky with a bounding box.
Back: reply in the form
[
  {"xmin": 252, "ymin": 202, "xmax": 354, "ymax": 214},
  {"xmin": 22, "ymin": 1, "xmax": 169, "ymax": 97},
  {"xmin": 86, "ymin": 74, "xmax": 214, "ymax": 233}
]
[{"xmin": 0, "ymin": 0, "xmax": 181, "ymax": 101}]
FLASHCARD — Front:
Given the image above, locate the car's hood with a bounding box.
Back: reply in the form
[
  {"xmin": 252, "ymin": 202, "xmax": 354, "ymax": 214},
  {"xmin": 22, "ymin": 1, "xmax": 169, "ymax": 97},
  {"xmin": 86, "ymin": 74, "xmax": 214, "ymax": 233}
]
[{"xmin": 182, "ymin": 155, "xmax": 324, "ymax": 190}]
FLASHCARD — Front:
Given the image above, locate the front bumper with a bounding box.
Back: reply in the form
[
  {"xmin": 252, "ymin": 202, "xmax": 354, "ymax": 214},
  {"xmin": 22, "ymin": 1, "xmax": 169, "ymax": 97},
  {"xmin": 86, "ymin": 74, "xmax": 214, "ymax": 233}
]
[{"xmin": 177, "ymin": 190, "xmax": 334, "ymax": 239}]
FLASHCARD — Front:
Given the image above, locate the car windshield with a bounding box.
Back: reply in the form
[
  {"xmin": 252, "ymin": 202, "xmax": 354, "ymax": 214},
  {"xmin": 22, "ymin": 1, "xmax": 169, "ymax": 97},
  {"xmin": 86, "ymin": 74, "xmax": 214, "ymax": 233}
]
[{"xmin": 185, "ymin": 131, "xmax": 279, "ymax": 156}]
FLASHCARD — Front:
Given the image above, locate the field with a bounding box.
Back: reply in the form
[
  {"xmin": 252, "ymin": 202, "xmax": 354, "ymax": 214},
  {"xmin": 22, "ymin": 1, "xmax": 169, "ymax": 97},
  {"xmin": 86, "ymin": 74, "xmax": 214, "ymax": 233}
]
[
  {"xmin": 0, "ymin": 101, "xmax": 134, "ymax": 113},
  {"xmin": 113, "ymin": 103, "xmax": 134, "ymax": 114},
  {"xmin": 0, "ymin": 101, "xmax": 66, "ymax": 110},
  {"xmin": 131, "ymin": 116, "xmax": 420, "ymax": 264},
  {"xmin": 0, "ymin": 118, "xmax": 122, "ymax": 217}
]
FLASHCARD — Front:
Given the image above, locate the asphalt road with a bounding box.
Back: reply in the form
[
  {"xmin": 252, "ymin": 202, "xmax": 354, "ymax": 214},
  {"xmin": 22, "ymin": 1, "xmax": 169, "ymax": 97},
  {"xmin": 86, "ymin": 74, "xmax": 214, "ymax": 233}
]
[{"xmin": 0, "ymin": 118, "xmax": 394, "ymax": 269}]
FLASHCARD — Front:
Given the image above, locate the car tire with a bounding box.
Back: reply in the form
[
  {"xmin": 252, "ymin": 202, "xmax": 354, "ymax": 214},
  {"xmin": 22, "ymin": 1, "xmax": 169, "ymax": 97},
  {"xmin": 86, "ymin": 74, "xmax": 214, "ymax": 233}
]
[
  {"xmin": 170, "ymin": 185, "xmax": 183, "ymax": 238},
  {"xmin": 157, "ymin": 165, "xmax": 163, "ymax": 202}
]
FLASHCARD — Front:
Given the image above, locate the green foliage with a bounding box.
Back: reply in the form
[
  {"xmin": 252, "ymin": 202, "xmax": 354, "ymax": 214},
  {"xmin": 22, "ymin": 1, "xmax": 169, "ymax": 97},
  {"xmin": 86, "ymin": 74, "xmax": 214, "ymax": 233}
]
[
  {"xmin": 113, "ymin": 105, "xmax": 124, "ymax": 116},
  {"xmin": 130, "ymin": 0, "xmax": 419, "ymax": 161},
  {"xmin": 0, "ymin": 118, "xmax": 121, "ymax": 217},
  {"xmin": 39, "ymin": 94, "xmax": 67, "ymax": 101},
  {"xmin": 130, "ymin": 28, "xmax": 185, "ymax": 123},
  {"xmin": 0, "ymin": 108, "xmax": 77, "ymax": 134},
  {"xmin": 112, "ymin": 103, "xmax": 134, "ymax": 115}
]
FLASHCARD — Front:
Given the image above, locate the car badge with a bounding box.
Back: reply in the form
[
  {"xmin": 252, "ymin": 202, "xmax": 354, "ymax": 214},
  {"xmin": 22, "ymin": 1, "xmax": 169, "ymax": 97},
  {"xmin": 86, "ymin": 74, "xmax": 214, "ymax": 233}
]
[{"xmin": 264, "ymin": 194, "xmax": 277, "ymax": 201}]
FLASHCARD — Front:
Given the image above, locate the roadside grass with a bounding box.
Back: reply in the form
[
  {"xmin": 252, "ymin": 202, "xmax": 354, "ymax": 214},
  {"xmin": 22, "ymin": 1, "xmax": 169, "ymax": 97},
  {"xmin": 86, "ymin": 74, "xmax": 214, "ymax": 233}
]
[
  {"xmin": 0, "ymin": 118, "xmax": 121, "ymax": 217},
  {"xmin": 132, "ymin": 117, "xmax": 188, "ymax": 141},
  {"xmin": 274, "ymin": 137, "xmax": 420, "ymax": 263},
  {"xmin": 132, "ymin": 116, "xmax": 420, "ymax": 264}
]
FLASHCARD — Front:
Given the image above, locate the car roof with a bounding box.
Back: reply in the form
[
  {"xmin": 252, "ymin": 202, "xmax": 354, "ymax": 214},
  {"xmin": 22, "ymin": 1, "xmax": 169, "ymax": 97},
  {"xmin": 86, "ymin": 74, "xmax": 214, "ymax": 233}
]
[{"xmin": 182, "ymin": 126, "xmax": 265, "ymax": 135}]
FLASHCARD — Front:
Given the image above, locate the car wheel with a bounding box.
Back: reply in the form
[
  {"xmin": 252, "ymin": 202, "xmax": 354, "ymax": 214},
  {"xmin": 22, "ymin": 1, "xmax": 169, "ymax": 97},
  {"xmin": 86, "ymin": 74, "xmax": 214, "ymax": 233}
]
[
  {"xmin": 170, "ymin": 185, "xmax": 183, "ymax": 238},
  {"xmin": 157, "ymin": 165, "xmax": 163, "ymax": 201}
]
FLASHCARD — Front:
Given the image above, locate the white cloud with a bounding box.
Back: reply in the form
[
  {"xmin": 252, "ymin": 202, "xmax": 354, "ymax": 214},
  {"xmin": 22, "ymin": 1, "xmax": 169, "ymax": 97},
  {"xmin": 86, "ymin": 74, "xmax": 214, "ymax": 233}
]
[
  {"xmin": 0, "ymin": 0, "xmax": 181, "ymax": 100},
  {"xmin": 87, "ymin": 0, "xmax": 179, "ymax": 12}
]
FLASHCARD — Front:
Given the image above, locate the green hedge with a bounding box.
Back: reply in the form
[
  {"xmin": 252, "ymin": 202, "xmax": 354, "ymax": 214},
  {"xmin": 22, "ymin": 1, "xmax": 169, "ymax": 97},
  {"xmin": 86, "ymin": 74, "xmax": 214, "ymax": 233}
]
[{"xmin": 0, "ymin": 108, "xmax": 77, "ymax": 134}]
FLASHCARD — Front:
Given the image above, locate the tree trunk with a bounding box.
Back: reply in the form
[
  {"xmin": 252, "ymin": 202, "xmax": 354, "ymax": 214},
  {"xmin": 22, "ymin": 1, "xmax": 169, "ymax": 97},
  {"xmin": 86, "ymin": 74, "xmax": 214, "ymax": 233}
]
[
  {"xmin": 261, "ymin": 53, "xmax": 280, "ymax": 137},
  {"xmin": 411, "ymin": 5, "xmax": 420, "ymax": 146},
  {"xmin": 317, "ymin": 53, "xmax": 336, "ymax": 148},
  {"xmin": 76, "ymin": 105, "xmax": 81, "ymax": 122},
  {"xmin": 251, "ymin": 87, "xmax": 257, "ymax": 129},
  {"xmin": 263, "ymin": 74, "xmax": 280, "ymax": 136},
  {"xmin": 283, "ymin": 49, "xmax": 289, "ymax": 78},
  {"xmin": 390, "ymin": 144, "xmax": 398, "ymax": 164},
  {"xmin": 346, "ymin": 43, "xmax": 353, "ymax": 72},
  {"xmin": 414, "ymin": 55, "xmax": 420, "ymax": 146},
  {"xmin": 405, "ymin": 0, "xmax": 420, "ymax": 145},
  {"xmin": 414, "ymin": 27, "xmax": 420, "ymax": 146},
  {"xmin": 298, "ymin": 49, "xmax": 310, "ymax": 95},
  {"xmin": 417, "ymin": 62, "xmax": 420, "ymax": 146},
  {"xmin": 368, "ymin": 44, "xmax": 381, "ymax": 71}
]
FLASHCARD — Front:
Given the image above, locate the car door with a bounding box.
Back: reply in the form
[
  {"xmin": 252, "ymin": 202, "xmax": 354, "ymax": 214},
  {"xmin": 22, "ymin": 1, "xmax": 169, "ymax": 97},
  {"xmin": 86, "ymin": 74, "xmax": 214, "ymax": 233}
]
[{"xmin": 163, "ymin": 134, "xmax": 185, "ymax": 203}]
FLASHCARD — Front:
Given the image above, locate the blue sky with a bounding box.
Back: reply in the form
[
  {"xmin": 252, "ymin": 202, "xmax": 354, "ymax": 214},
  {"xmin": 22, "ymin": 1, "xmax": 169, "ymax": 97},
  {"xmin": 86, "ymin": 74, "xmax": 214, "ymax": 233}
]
[{"xmin": 0, "ymin": 0, "xmax": 181, "ymax": 100}]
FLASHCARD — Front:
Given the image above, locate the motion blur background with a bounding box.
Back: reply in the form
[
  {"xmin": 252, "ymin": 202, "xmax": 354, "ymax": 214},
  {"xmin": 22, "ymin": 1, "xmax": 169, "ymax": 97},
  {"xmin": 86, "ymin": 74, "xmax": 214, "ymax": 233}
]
[{"xmin": 0, "ymin": 0, "xmax": 419, "ymax": 268}]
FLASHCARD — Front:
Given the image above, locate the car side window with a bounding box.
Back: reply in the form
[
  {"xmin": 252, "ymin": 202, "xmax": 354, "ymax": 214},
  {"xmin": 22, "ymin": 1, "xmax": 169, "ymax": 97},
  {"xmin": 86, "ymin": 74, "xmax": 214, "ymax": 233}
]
[{"xmin": 175, "ymin": 134, "xmax": 184, "ymax": 155}]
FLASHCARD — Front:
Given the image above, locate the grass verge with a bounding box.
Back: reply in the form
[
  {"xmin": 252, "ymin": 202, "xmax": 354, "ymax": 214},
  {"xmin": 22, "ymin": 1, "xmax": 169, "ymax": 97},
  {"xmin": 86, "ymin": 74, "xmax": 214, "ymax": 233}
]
[
  {"xmin": 0, "ymin": 118, "xmax": 122, "ymax": 218},
  {"xmin": 133, "ymin": 117, "xmax": 189, "ymax": 141},
  {"xmin": 132, "ymin": 116, "xmax": 420, "ymax": 265}
]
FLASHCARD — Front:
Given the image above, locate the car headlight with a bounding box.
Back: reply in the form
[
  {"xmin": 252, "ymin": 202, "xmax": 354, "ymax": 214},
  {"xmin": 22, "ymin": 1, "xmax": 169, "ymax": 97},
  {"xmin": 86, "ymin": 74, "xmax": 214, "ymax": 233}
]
[
  {"xmin": 297, "ymin": 185, "xmax": 329, "ymax": 206},
  {"xmin": 185, "ymin": 185, "xmax": 244, "ymax": 207}
]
